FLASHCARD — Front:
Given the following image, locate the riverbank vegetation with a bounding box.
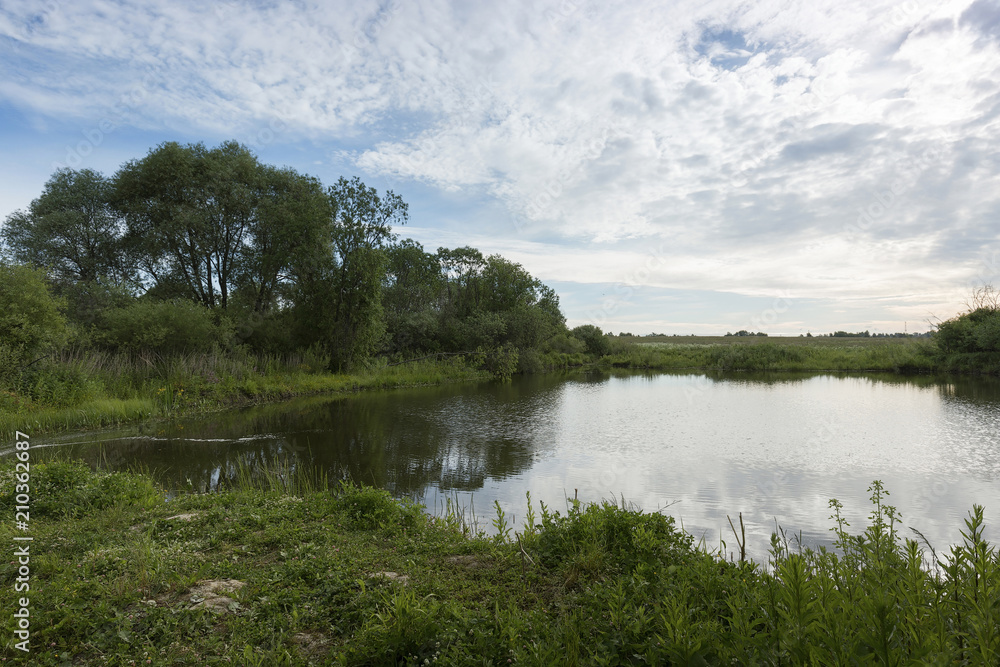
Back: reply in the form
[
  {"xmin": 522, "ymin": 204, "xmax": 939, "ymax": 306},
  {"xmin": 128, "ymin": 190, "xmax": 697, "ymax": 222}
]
[
  {"xmin": 2, "ymin": 140, "xmax": 998, "ymax": 440},
  {"xmin": 933, "ymin": 285, "xmax": 1000, "ymax": 374},
  {"xmin": 2, "ymin": 461, "xmax": 997, "ymax": 664},
  {"xmin": 0, "ymin": 142, "xmax": 581, "ymax": 438},
  {"xmin": 599, "ymin": 336, "xmax": 939, "ymax": 373}
]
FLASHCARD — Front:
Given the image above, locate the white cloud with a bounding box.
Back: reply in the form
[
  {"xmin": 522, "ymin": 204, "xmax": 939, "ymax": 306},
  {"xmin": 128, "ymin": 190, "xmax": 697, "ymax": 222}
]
[{"xmin": 1, "ymin": 0, "xmax": 998, "ymax": 329}]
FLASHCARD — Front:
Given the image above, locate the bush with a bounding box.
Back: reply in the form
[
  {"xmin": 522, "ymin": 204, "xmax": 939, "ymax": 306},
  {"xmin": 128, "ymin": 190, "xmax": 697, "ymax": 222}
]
[
  {"xmin": 0, "ymin": 263, "xmax": 69, "ymax": 365},
  {"xmin": 94, "ymin": 299, "xmax": 233, "ymax": 354},
  {"xmin": 331, "ymin": 482, "xmax": 423, "ymax": 531},
  {"xmin": 475, "ymin": 343, "xmax": 519, "ymax": 381},
  {"xmin": 517, "ymin": 347, "xmax": 544, "ymax": 374},
  {"xmin": 571, "ymin": 324, "xmax": 611, "ymax": 356},
  {"xmin": 0, "ymin": 460, "xmax": 161, "ymax": 519},
  {"xmin": 542, "ymin": 332, "xmax": 586, "ymax": 355}
]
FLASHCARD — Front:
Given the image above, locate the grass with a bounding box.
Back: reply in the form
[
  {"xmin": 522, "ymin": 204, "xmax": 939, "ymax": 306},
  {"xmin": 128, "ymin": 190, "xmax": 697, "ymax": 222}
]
[
  {"xmin": 0, "ymin": 349, "xmax": 487, "ymax": 442},
  {"xmin": 1, "ymin": 462, "xmax": 997, "ymax": 665},
  {"xmin": 602, "ymin": 336, "xmax": 939, "ymax": 373}
]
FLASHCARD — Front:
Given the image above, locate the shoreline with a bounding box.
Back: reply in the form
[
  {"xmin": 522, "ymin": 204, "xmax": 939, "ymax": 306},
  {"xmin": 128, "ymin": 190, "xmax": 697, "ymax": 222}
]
[
  {"xmin": 5, "ymin": 336, "xmax": 995, "ymax": 442},
  {"xmin": 1, "ymin": 461, "xmax": 995, "ymax": 664}
]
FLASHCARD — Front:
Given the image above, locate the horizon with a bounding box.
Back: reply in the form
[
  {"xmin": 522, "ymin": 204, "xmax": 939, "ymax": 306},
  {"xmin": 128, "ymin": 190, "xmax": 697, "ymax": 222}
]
[{"xmin": 2, "ymin": 0, "xmax": 998, "ymax": 333}]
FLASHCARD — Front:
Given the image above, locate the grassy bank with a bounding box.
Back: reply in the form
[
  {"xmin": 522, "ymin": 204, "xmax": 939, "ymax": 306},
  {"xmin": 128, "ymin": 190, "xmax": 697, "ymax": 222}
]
[
  {"xmin": 1, "ymin": 461, "xmax": 997, "ymax": 665},
  {"xmin": 601, "ymin": 336, "xmax": 939, "ymax": 373},
  {"xmin": 0, "ymin": 336, "xmax": 983, "ymax": 443},
  {"xmin": 0, "ymin": 349, "xmax": 487, "ymax": 442}
]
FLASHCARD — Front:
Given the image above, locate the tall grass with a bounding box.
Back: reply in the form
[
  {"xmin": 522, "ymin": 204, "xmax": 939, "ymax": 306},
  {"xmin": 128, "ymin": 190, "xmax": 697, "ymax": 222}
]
[
  {"xmin": 0, "ymin": 348, "xmax": 487, "ymax": 440},
  {"xmin": 507, "ymin": 480, "xmax": 999, "ymax": 663},
  {"xmin": 220, "ymin": 455, "xmax": 335, "ymax": 496}
]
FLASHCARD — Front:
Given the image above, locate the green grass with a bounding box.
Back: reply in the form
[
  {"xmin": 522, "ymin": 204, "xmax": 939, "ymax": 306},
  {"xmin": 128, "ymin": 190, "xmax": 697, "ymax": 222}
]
[
  {"xmin": 1, "ymin": 463, "xmax": 997, "ymax": 665},
  {"xmin": 635, "ymin": 335, "xmax": 923, "ymax": 347},
  {"xmin": 602, "ymin": 337, "xmax": 939, "ymax": 373},
  {"xmin": 0, "ymin": 350, "xmax": 487, "ymax": 442}
]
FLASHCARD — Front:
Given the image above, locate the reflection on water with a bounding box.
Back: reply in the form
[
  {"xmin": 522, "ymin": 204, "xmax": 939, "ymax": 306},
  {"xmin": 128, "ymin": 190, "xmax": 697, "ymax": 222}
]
[{"xmin": 16, "ymin": 370, "xmax": 1000, "ymax": 563}]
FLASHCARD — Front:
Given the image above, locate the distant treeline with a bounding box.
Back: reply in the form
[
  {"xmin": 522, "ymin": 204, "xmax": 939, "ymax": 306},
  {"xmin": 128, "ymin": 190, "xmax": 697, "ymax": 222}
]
[{"xmin": 0, "ymin": 140, "xmax": 601, "ymax": 389}]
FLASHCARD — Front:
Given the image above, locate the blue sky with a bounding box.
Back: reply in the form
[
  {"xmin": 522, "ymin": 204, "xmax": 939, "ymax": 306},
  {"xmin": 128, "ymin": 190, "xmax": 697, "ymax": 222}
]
[{"xmin": 2, "ymin": 0, "xmax": 999, "ymax": 335}]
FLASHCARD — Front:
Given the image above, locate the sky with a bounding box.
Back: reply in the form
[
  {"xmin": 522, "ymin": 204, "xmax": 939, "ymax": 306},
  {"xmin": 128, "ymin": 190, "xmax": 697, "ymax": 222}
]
[{"xmin": 1, "ymin": 0, "xmax": 999, "ymax": 335}]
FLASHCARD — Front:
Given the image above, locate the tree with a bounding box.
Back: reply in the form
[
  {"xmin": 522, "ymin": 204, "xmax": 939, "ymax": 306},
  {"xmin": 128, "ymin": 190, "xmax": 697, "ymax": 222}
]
[
  {"xmin": 382, "ymin": 239, "xmax": 445, "ymax": 354},
  {"xmin": 383, "ymin": 239, "xmax": 443, "ymax": 316},
  {"xmin": 297, "ymin": 176, "xmax": 408, "ymax": 369},
  {"xmin": 114, "ymin": 141, "xmax": 262, "ymax": 309},
  {"xmin": 1, "ymin": 168, "xmax": 137, "ymax": 287},
  {"xmin": 234, "ymin": 166, "xmax": 331, "ymax": 314},
  {"xmin": 571, "ymin": 324, "xmax": 610, "ymax": 356},
  {"xmin": 437, "ymin": 246, "xmax": 486, "ymax": 318}
]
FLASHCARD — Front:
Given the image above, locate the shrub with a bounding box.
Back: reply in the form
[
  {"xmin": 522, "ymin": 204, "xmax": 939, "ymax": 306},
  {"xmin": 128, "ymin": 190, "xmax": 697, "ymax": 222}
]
[
  {"xmin": 570, "ymin": 324, "xmax": 610, "ymax": 356},
  {"xmin": 0, "ymin": 263, "xmax": 69, "ymax": 365},
  {"xmin": 0, "ymin": 460, "xmax": 161, "ymax": 519},
  {"xmin": 331, "ymin": 482, "xmax": 423, "ymax": 531},
  {"xmin": 517, "ymin": 347, "xmax": 544, "ymax": 374},
  {"xmin": 94, "ymin": 299, "xmax": 233, "ymax": 354},
  {"xmin": 542, "ymin": 332, "xmax": 586, "ymax": 355}
]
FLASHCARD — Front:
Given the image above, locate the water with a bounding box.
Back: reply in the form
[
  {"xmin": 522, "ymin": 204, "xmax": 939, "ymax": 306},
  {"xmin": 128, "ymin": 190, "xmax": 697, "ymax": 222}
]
[{"xmin": 16, "ymin": 370, "xmax": 1000, "ymax": 563}]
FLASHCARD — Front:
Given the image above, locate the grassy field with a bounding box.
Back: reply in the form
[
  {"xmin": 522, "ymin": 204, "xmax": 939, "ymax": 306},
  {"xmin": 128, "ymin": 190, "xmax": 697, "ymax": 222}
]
[
  {"xmin": 633, "ymin": 335, "xmax": 923, "ymax": 347},
  {"xmin": 603, "ymin": 336, "xmax": 938, "ymax": 373},
  {"xmin": 1, "ymin": 461, "xmax": 997, "ymax": 665}
]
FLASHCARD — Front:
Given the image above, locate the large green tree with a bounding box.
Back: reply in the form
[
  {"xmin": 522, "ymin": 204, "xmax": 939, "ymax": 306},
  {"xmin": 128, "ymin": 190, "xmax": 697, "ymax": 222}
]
[
  {"xmin": 234, "ymin": 166, "xmax": 331, "ymax": 314},
  {"xmin": 382, "ymin": 239, "xmax": 445, "ymax": 354},
  {"xmin": 432, "ymin": 248, "xmax": 564, "ymax": 352},
  {"xmin": 1, "ymin": 168, "xmax": 136, "ymax": 287},
  {"xmin": 114, "ymin": 141, "xmax": 329, "ymax": 314},
  {"xmin": 293, "ymin": 176, "xmax": 408, "ymax": 369}
]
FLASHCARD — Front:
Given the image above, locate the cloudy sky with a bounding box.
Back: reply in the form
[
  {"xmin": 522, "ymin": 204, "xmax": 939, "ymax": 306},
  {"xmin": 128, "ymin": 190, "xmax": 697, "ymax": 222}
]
[{"xmin": 1, "ymin": 0, "xmax": 998, "ymax": 334}]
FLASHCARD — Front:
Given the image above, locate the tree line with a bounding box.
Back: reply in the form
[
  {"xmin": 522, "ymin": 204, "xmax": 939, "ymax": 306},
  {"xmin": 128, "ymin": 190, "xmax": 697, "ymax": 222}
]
[{"xmin": 0, "ymin": 141, "xmax": 585, "ymax": 379}]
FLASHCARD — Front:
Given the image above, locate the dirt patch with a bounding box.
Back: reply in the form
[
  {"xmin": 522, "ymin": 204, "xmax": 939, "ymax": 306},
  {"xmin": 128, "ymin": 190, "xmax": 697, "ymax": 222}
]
[
  {"xmin": 292, "ymin": 632, "xmax": 330, "ymax": 656},
  {"xmin": 165, "ymin": 513, "xmax": 200, "ymax": 522},
  {"xmin": 371, "ymin": 571, "xmax": 409, "ymax": 585},
  {"xmin": 444, "ymin": 555, "xmax": 483, "ymax": 569},
  {"xmin": 184, "ymin": 579, "xmax": 246, "ymax": 614}
]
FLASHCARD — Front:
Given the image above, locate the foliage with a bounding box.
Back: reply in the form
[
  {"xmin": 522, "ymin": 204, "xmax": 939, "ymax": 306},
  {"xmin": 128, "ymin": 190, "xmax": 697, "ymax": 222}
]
[
  {"xmin": 1, "ymin": 141, "xmax": 572, "ymax": 384},
  {"xmin": 382, "ymin": 239, "xmax": 444, "ymax": 354},
  {"xmin": 2, "ymin": 469, "xmax": 997, "ymax": 665},
  {"xmin": 0, "ymin": 263, "xmax": 69, "ymax": 387},
  {"xmin": 474, "ymin": 343, "xmax": 520, "ymax": 381},
  {"xmin": 92, "ymin": 298, "xmax": 233, "ymax": 354},
  {"xmin": 0, "ymin": 168, "xmax": 137, "ymax": 287},
  {"xmin": 114, "ymin": 141, "xmax": 329, "ymax": 311},
  {"xmin": 934, "ymin": 285, "xmax": 1000, "ymax": 372},
  {"xmin": 571, "ymin": 324, "xmax": 611, "ymax": 356},
  {"xmin": 0, "ymin": 460, "xmax": 162, "ymax": 520},
  {"xmin": 236, "ymin": 165, "xmax": 331, "ymax": 314},
  {"xmin": 0, "ymin": 350, "xmax": 485, "ymax": 442},
  {"xmin": 603, "ymin": 337, "xmax": 938, "ymax": 373},
  {"xmin": 937, "ymin": 307, "xmax": 1000, "ymax": 354},
  {"xmin": 298, "ymin": 176, "xmax": 408, "ymax": 371}
]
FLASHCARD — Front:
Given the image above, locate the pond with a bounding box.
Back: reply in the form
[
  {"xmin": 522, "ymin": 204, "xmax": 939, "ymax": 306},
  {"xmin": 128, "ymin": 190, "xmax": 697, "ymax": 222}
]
[{"xmin": 17, "ymin": 370, "xmax": 1000, "ymax": 563}]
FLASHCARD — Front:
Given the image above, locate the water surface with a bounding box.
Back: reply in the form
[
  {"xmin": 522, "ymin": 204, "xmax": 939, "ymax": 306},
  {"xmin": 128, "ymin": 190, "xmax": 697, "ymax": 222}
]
[{"xmin": 19, "ymin": 370, "xmax": 1000, "ymax": 563}]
